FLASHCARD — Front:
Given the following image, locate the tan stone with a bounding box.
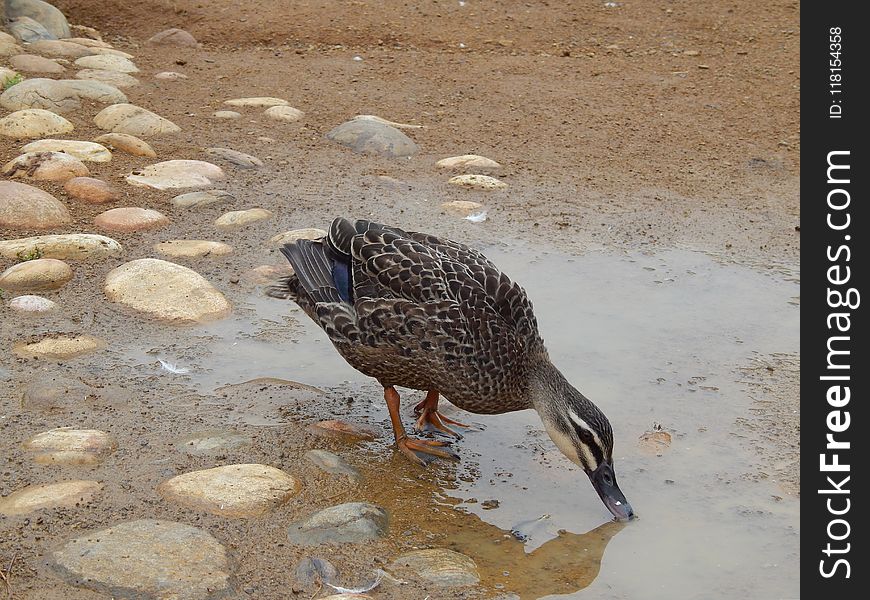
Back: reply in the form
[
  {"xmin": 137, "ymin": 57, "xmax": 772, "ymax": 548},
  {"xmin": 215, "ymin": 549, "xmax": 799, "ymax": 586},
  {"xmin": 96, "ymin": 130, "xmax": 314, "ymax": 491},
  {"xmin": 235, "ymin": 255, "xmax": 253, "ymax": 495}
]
[
  {"xmin": 104, "ymin": 258, "xmax": 231, "ymax": 324},
  {"xmin": 21, "ymin": 139, "xmax": 112, "ymax": 163},
  {"xmin": 3, "ymin": 151, "xmax": 89, "ymax": 182},
  {"xmin": 14, "ymin": 336, "xmax": 107, "ymax": 360},
  {"xmin": 126, "ymin": 160, "xmax": 224, "ymax": 190},
  {"xmin": 94, "ymin": 132, "xmax": 156, "ymax": 157},
  {"xmin": 153, "ymin": 240, "xmax": 233, "ymax": 258},
  {"xmin": 24, "ymin": 428, "xmax": 116, "ymax": 465},
  {"xmin": 0, "ymin": 258, "xmax": 73, "ymax": 292},
  {"xmin": 0, "ymin": 481, "xmax": 102, "ymax": 516},
  {"xmin": 27, "ymin": 40, "xmax": 96, "ymax": 58},
  {"xmin": 0, "ymin": 181, "xmax": 71, "ymax": 229},
  {"xmin": 268, "ymin": 228, "xmax": 327, "ymax": 247},
  {"xmin": 225, "ymin": 97, "xmax": 289, "ymax": 107},
  {"xmin": 94, "ymin": 104, "xmax": 180, "ymax": 137},
  {"xmin": 213, "ymin": 110, "xmax": 240, "ymax": 119},
  {"xmin": 0, "ymin": 234, "xmax": 123, "ymax": 260},
  {"xmin": 158, "ymin": 464, "xmax": 300, "ymax": 517},
  {"xmin": 264, "ymin": 105, "xmax": 304, "ymax": 122},
  {"xmin": 0, "ymin": 109, "xmax": 74, "ymax": 138},
  {"xmin": 215, "ymin": 208, "xmax": 272, "ymax": 229},
  {"xmin": 9, "ymin": 54, "xmax": 64, "ymax": 74},
  {"xmin": 448, "ymin": 174, "xmax": 508, "ymax": 189},
  {"xmin": 94, "ymin": 207, "xmax": 169, "ymax": 232},
  {"xmin": 441, "ymin": 200, "xmax": 484, "ymax": 217},
  {"xmin": 436, "ymin": 154, "xmax": 502, "ymax": 170},
  {"xmin": 74, "ymin": 54, "xmax": 139, "ymax": 73},
  {"xmin": 64, "ymin": 177, "xmax": 120, "ymax": 204},
  {"xmin": 75, "ymin": 69, "xmax": 139, "ymax": 88}
]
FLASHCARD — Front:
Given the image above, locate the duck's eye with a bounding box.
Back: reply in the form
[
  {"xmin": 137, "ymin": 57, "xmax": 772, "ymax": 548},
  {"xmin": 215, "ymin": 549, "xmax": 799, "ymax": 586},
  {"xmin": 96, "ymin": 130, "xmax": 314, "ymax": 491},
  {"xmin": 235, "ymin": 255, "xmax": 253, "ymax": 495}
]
[{"xmin": 603, "ymin": 471, "xmax": 614, "ymax": 486}]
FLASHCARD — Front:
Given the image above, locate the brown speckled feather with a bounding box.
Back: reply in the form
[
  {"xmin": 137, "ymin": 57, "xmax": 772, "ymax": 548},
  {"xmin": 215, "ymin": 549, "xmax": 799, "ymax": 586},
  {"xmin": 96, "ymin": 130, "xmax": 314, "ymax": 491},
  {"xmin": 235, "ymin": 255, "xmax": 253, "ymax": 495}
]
[{"xmin": 272, "ymin": 218, "xmax": 547, "ymax": 414}]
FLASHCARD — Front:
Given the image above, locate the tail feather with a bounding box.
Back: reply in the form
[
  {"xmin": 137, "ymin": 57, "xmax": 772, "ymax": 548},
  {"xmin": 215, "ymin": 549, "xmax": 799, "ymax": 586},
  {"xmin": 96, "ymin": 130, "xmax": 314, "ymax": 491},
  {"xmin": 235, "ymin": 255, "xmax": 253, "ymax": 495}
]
[{"xmin": 279, "ymin": 240, "xmax": 344, "ymax": 304}]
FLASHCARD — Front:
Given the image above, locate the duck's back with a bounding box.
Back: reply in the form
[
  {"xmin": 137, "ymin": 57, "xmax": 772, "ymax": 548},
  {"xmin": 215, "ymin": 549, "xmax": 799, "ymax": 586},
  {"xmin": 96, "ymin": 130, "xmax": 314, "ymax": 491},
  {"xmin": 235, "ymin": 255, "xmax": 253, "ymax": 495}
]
[{"xmin": 275, "ymin": 218, "xmax": 547, "ymax": 414}]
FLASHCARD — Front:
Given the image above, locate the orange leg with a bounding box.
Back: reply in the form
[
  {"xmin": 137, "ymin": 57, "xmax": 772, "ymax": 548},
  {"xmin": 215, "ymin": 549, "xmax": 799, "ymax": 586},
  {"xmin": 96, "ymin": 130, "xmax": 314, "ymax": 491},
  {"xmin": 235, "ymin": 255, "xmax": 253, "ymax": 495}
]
[
  {"xmin": 413, "ymin": 390, "xmax": 469, "ymax": 438},
  {"xmin": 384, "ymin": 387, "xmax": 459, "ymax": 466}
]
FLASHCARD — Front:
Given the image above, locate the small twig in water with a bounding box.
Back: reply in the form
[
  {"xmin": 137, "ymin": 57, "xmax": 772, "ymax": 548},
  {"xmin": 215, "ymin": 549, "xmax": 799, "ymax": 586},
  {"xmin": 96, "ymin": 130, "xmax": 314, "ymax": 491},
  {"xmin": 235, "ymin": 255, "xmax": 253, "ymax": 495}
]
[{"xmin": 1, "ymin": 552, "xmax": 18, "ymax": 600}]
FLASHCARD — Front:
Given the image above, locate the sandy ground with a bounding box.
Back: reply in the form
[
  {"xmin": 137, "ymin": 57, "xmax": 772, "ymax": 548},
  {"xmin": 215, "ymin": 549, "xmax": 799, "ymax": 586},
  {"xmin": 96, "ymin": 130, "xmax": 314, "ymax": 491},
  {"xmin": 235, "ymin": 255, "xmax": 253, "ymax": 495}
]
[{"xmin": 2, "ymin": 0, "xmax": 799, "ymax": 598}]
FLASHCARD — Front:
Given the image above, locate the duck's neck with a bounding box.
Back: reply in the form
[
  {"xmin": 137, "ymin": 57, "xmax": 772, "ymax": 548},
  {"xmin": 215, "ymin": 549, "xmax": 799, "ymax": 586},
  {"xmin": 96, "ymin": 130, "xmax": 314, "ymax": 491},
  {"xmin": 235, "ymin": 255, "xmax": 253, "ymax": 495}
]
[{"xmin": 527, "ymin": 359, "xmax": 608, "ymax": 433}]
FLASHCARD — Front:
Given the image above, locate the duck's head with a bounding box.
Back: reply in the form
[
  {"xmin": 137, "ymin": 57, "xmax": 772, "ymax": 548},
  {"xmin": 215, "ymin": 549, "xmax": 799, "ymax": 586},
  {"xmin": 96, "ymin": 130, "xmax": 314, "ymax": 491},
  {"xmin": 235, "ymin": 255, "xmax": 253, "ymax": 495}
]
[{"xmin": 531, "ymin": 362, "xmax": 635, "ymax": 521}]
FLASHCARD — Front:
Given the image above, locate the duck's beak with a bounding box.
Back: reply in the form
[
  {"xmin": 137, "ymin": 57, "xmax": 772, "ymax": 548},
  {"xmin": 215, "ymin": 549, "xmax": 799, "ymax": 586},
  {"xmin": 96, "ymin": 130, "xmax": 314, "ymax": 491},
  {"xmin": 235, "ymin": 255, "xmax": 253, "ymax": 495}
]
[{"xmin": 590, "ymin": 462, "xmax": 635, "ymax": 521}]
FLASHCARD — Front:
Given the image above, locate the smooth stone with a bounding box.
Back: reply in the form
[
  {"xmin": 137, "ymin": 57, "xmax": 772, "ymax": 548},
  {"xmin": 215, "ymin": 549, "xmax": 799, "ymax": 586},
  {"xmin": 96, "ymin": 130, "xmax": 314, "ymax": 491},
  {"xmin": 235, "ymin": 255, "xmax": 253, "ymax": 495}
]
[
  {"xmin": 0, "ymin": 258, "xmax": 73, "ymax": 291},
  {"xmin": 269, "ymin": 228, "xmax": 326, "ymax": 247},
  {"xmin": 441, "ymin": 200, "xmax": 485, "ymax": 218},
  {"xmin": 64, "ymin": 177, "xmax": 120, "ymax": 204},
  {"xmin": 154, "ymin": 240, "xmax": 233, "ymax": 258},
  {"xmin": 22, "ymin": 139, "xmax": 112, "ymax": 162},
  {"xmin": 94, "ymin": 132, "xmax": 156, "ymax": 157},
  {"xmin": 8, "ymin": 294, "xmax": 57, "ymax": 314},
  {"xmin": 171, "ymin": 189, "xmax": 234, "ymax": 208},
  {"xmin": 94, "ymin": 207, "xmax": 169, "ymax": 233},
  {"xmin": 0, "ymin": 78, "xmax": 127, "ymax": 113},
  {"xmin": 126, "ymin": 159, "xmax": 224, "ymax": 190},
  {"xmin": 0, "ymin": 234, "xmax": 123, "ymax": 260},
  {"xmin": 294, "ymin": 556, "xmax": 338, "ymax": 585},
  {"xmin": 158, "ymin": 464, "xmax": 300, "ymax": 517},
  {"xmin": 24, "ymin": 427, "xmax": 115, "ymax": 464},
  {"xmin": 3, "ymin": 151, "xmax": 89, "ymax": 181},
  {"xmin": 0, "ymin": 108, "xmax": 74, "ymax": 138},
  {"xmin": 94, "ymin": 103, "xmax": 180, "ymax": 137},
  {"xmin": 287, "ymin": 502, "xmax": 389, "ymax": 545},
  {"xmin": 307, "ymin": 420, "xmax": 380, "ymax": 442},
  {"xmin": 75, "ymin": 68, "xmax": 139, "ymax": 88},
  {"xmin": 321, "ymin": 596, "xmax": 372, "ymax": 600},
  {"xmin": 437, "ymin": 154, "xmax": 502, "ymax": 169},
  {"xmin": 25, "ymin": 40, "xmax": 95, "ymax": 58},
  {"xmin": 6, "ymin": 0, "xmax": 72, "ymax": 39},
  {"xmin": 264, "ymin": 105, "xmax": 304, "ymax": 122},
  {"xmin": 205, "ymin": 147, "xmax": 264, "ymax": 168},
  {"xmin": 390, "ymin": 549, "xmax": 480, "ymax": 587},
  {"xmin": 1, "ymin": 42, "xmax": 24, "ymax": 60},
  {"xmin": 89, "ymin": 47, "xmax": 136, "ymax": 59},
  {"xmin": 10, "ymin": 53, "xmax": 64, "ymax": 73},
  {"xmin": 215, "ymin": 208, "xmax": 272, "ymax": 229},
  {"xmin": 49, "ymin": 519, "xmax": 232, "ymax": 599},
  {"xmin": 325, "ymin": 119, "xmax": 419, "ymax": 158},
  {"xmin": 213, "ymin": 110, "xmax": 241, "ymax": 119},
  {"xmin": 23, "ymin": 375, "xmax": 92, "ymax": 411},
  {"xmin": 103, "ymin": 258, "xmax": 231, "ymax": 324},
  {"xmin": 0, "ymin": 481, "xmax": 102, "ymax": 516},
  {"xmin": 304, "ymin": 450, "xmax": 360, "ymax": 481},
  {"xmin": 0, "ymin": 181, "xmax": 71, "ymax": 229},
  {"xmin": 14, "ymin": 335, "xmax": 107, "ymax": 361},
  {"xmin": 8, "ymin": 16, "xmax": 55, "ymax": 43},
  {"xmin": 73, "ymin": 54, "xmax": 138, "ymax": 73},
  {"xmin": 224, "ymin": 96, "xmax": 288, "ymax": 107},
  {"xmin": 241, "ymin": 264, "xmax": 294, "ymax": 285},
  {"xmin": 448, "ymin": 174, "xmax": 508, "ymax": 190},
  {"xmin": 147, "ymin": 28, "xmax": 198, "ymax": 47},
  {"xmin": 175, "ymin": 430, "xmax": 251, "ymax": 455},
  {"xmin": 154, "ymin": 71, "xmax": 187, "ymax": 80}
]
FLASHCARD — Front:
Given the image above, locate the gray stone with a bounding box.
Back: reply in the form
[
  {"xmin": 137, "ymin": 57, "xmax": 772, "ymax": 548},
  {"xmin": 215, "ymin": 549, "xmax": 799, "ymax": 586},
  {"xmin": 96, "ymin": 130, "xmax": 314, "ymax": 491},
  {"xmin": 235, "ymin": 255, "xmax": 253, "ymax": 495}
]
[
  {"xmin": 0, "ymin": 78, "xmax": 127, "ymax": 113},
  {"xmin": 304, "ymin": 450, "xmax": 360, "ymax": 481},
  {"xmin": 6, "ymin": 0, "xmax": 71, "ymax": 39},
  {"xmin": 325, "ymin": 119, "xmax": 419, "ymax": 158},
  {"xmin": 8, "ymin": 16, "xmax": 55, "ymax": 42},
  {"xmin": 205, "ymin": 147, "xmax": 264, "ymax": 169},
  {"xmin": 49, "ymin": 519, "xmax": 233, "ymax": 599},
  {"xmin": 25, "ymin": 39, "xmax": 95, "ymax": 58},
  {"xmin": 8, "ymin": 294, "xmax": 57, "ymax": 314},
  {"xmin": 171, "ymin": 189, "xmax": 234, "ymax": 209},
  {"xmin": 287, "ymin": 502, "xmax": 388, "ymax": 545},
  {"xmin": 294, "ymin": 556, "xmax": 338, "ymax": 585}
]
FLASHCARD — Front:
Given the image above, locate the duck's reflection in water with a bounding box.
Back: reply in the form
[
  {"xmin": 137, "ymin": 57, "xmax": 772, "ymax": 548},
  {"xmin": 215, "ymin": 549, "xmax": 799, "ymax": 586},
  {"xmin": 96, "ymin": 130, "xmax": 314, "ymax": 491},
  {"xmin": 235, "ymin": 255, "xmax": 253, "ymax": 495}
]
[{"xmin": 445, "ymin": 513, "xmax": 626, "ymax": 599}]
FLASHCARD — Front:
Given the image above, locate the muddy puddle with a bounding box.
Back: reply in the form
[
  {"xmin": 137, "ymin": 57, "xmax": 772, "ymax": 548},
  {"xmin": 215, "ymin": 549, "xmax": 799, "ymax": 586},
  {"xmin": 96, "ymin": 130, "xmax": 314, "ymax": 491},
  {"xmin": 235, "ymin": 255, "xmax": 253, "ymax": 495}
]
[{"xmin": 102, "ymin": 244, "xmax": 799, "ymax": 599}]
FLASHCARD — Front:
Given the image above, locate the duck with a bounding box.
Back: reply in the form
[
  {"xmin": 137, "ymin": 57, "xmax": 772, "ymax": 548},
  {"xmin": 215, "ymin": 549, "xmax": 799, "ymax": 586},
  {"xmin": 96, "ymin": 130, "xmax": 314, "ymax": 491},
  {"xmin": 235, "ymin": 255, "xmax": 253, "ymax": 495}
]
[{"xmin": 269, "ymin": 217, "xmax": 634, "ymax": 521}]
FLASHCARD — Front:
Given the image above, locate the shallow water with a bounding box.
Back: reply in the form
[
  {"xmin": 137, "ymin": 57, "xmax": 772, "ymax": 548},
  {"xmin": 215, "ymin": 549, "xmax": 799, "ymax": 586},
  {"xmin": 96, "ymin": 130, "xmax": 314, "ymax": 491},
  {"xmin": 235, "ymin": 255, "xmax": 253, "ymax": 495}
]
[{"xmin": 118, "ymin": 244, "xmax": 799, "ymax": 599}]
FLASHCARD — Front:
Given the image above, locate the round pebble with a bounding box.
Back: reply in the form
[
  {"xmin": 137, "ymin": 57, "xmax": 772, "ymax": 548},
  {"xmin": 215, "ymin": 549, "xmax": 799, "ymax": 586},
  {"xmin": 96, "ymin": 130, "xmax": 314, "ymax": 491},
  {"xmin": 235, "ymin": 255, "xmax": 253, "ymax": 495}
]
[
  {"xmin": 437, "ymin": 154, "xmax": 502, "ymax": 170},
  {"xmin": 94, "ymin": 207, "xmax": 169, "ymax": 232},
  {"xmin": 147, "ymin": 28, "xmax": 198, "ymax": 47},
  {"xmin": 264, "ymin": 105, "xmax": 304, "ymax": 122},
  {"xmin": 441, "ymin": 200, "xmax": 484, "ymax": 217},
  {"xmin": 448, "ymin": 174, "xmax": 508, "ymax": 190},
  {"xmin": 21, "ymin": 139, "xmax": 112, "ymax": 163},
  {"xmin": 0, "ymin": 258, "xmax": 73, "ymax": 292},
  {"xmin": 3, "ymin": 151, "xmax": 89, "ymax": 181},
  {"xmin": 224, "ymin": 96, "xmax": 288, "ymax": 107},
  {"xmin": 24, "ymin": 427, "xmax": 116, "ymax": 465},
  {"xmin": 0, "ymin": 234, "xmax": 123, "ymax": 260},
  {"xmin": 391, "ymin": 548, "xmax": 480, "ymax": 587},
  {"xmin": 153, "ymin": 240, "xmax": 233, "ymax": 258},
  {"xmin": 171, "ymin": 189, "xmax": 234, "ymax": 209},
  {"xmin": 215, "ymin": 208, "xmax": 272, "ymax": 229},
  {"xmin": 94, "ymin": 103, "xmax": 180, "ymax": 137},
  {"xmin": 9, "ymin": 54, "xmax": 65, "ymax": 74},
  {"xmin": 74, "ymin": 54, "xmax": 139, "ymax": 73},
  {"xmin": 0, "ymin": 109, "xmax": 74, "ymax": 138},
  {"xmin": 14, "ymin": 335, "xmax": 107, "ymax": 361},
  {"xmin": 94, "ymin": 132, "xmax": 156, "ymax": 157},
  {"xmin": 0, "ymin": 481, "xmax": 102, "ymax": 516},
  {"xmin": 8, "ymin": 295, "xmax": 58, "ymax": 314},
  {"xmin": 126, "ymin": 160, "xmax": 224, "ymax": 190},
  {"xmin": 158, "ymin": 464, "xmax": 301, "ymax": 517},
  {"xmin": 154, "ymin": 71, "xmax": 188, "ymax": 80},
  {"xmin": 64, "ymin": 177, "xmax": 120, "ymax": 204},
  {"xmin": 0, "ymin": 181, "xmax": 71, "ymax": 229},
  {"xmin": 213, "ymin": 110, "xmax": 241, "ymax": 119}
]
